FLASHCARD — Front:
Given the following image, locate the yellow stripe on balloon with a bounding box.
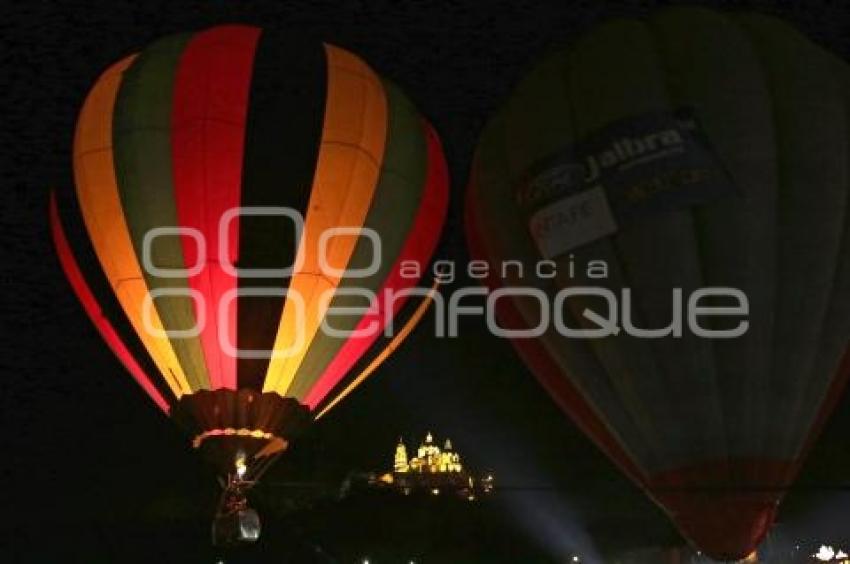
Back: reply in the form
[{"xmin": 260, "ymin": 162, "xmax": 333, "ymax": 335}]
[
  {"xmin": 315, "ymin": 280, "xmax": 440, "ymax": 420},
  {"xmin": 73, "ymin": 56, "xmax": 191, "ymax": 397},
  {"xmin": 264, "ymin": 45, "xmax": 388, "ymax": 396}
]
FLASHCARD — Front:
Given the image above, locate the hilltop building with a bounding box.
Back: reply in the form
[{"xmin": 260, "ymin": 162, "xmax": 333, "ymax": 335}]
[
  {"xmin": 394, "ymin": 432, "xmax": 463, "ymax": 474},
  {"xmin": 372, "ymin": 432, "xmax": 493, "ymax": 500}
]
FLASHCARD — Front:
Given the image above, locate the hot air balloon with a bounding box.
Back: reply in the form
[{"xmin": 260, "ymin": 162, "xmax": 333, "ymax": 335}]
[
  {"xmin": 50, "ymin": 25, "xmax": 448, "ymax": 543},
  {"xmin": 466, "ymin": 7, "xmax": 850, "ymax": 560}
]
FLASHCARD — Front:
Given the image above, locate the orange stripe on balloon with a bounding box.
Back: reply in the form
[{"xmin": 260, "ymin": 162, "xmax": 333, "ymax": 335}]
[
  {"xmin": 264, "ymin": 45, "xmax": 388, "ymax": 395},
  {"xmin": 73, "ymin": 56, "xmax": 190, "ymax": 397},
  {"xmin": 304, "ymin": 121, "xmax": 449, "ymax": 408},
  {"xmin": 50, "ymin": 192, "xmax": 171, "ymax": 413}
]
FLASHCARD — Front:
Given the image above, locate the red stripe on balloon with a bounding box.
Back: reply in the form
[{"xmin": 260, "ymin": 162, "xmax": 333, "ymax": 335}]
[
  {"xmin": 171, "ymin": 25, "xmax": 261, "ymax": 390},
  {"xmin": 462, "ymin": 166, "xmax": 644, "ymax": 487},
  {"xmin": 305, "ymin": 121, "xmax": 450, "ymax": 409},
  {"xmin": 49, "ymin": 192, "xmax": 170, "ymax": 414},
  {"xmin": 648, "ymin": 460, "xmax": 786, "ymax": 560}
]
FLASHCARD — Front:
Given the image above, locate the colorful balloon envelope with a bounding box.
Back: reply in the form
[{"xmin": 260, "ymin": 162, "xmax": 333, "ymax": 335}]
[
  {"xmin": 466, "ymin": 7, "xmax": 850, "ymax": 560},
  {"xmin": 51, "ymin": 25, "xmax": 448, "ymax": 478}
]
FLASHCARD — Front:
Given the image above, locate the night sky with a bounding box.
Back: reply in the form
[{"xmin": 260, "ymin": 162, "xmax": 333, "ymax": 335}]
[{"xmin": 4, "ymin": 1, "xmax": 850, "ymax": 562}]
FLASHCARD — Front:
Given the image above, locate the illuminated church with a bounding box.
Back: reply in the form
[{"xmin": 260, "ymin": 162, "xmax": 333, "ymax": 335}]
[
  {"xmin": 371, "ymin": 432, "xmax": 493, "ymax": 500},
  {"xmin": 394, "ymin": 432, "xmax": 463, "ymax": 474}
]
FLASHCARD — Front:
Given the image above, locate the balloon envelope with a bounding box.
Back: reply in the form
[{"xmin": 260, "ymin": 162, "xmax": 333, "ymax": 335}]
[
  {"xmin": 467, "ymin": 7, "xmax": 850, "ymax": 560},
  {"xmin": 52, "ymin": 25, "xmax": 448, "ymax": 474}
]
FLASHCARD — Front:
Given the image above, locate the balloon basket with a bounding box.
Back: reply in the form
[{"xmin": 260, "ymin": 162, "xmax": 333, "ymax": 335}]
[{"xmin": 212, "ymin": 475, "xmax": 261, "ymax": 547}]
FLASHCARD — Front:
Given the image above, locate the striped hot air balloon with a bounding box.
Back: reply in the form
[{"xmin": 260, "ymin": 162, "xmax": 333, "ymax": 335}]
[
  {"xmin": 466, "ymin": 7, "xmax": 850, "ymax": 560},
  {"xmin": 51, "ymin": 25, "xmax": 448, "ymax": 482}
]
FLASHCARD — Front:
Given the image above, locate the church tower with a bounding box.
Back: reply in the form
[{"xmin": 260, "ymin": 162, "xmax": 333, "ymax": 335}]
[{"xmin": 394, "ymin": 438, "xmax": 409, "ymax": 473}]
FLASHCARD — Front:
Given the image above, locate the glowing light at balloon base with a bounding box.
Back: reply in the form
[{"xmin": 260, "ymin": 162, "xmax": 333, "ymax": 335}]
[
  {"xmin": 171, "ymin": 390, "xmax": 311, "ymax": 545},
  {"xmin": 171, "ymin": 390, "xmax": 311, "ymax": 475}
]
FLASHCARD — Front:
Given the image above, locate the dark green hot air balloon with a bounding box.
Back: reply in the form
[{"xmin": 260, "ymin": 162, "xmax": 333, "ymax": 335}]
[{"xmin": 467, "ymin": 7, "xmax": 850, "ymax": 560}]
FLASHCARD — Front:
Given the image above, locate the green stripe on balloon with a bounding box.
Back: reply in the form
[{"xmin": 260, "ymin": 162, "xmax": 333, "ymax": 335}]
[
  {"xmin": 648, "ymin": 6, "xmax": 778, "ymax": 468},
  {"xmin": 113, "ymin": 33, "xmax": 211, "ymax": 392},
  {"xmin": 736, "ymin": 13, "xmax": 849, "ymax": 460}
]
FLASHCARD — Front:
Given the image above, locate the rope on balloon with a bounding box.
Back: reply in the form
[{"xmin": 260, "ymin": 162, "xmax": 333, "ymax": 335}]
[{"xmin": 314, "ymin": 278, "xmax": 442, "ymax": 420}]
